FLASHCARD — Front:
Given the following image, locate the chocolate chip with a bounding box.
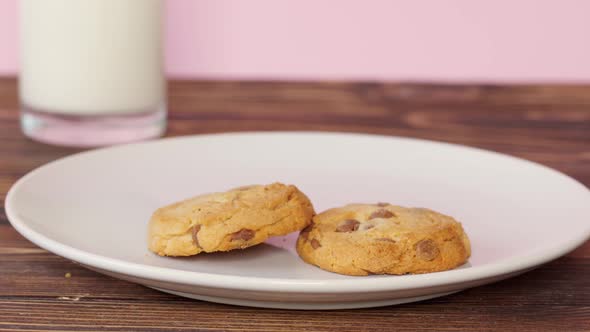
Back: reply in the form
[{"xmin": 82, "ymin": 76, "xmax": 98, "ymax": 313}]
[
  {"xmin": 231, "ymin": 229, "xmax": 255, "ymax": 241},
  {"xmin": 376, "ymin": 237, "xmax": 396, "ymax": 243},
  {"xmin": 300, "ymin": 222, "xmax": 314, "ymax": 241},
  {"xmin": 311, "ymin": 239, "xmax": 321, "ymax": 249},
  {"xmin": 376, "ymin": 202, "xmax": 390, "ymax": 207},
  {"xmin": 416, "ymin": 239, "xmax": 439, "ymax": 261},
  {"xmin": 335, "ymin": 219, "xmax": 360, "ymax": 233},
  {"xmin": 369, "ymin": 209, "xmax": 396, "ymax": 219},
  {"xmin": 191, "ymin": 225, "xmax": 202, "ymax": 248}
]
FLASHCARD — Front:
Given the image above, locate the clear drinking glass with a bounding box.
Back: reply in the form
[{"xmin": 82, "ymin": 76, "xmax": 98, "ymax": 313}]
[{"xmin": 19, "ymin": 0, "xmax": 166, "ymax": 147}]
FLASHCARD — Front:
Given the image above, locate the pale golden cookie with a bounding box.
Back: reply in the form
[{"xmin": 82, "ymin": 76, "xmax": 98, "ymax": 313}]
[
  {"xmin": 148, "ymin": 183, "xmax": 315, "ymax": 256},
  {"xmin": 296, "ymin": 203, "xmax": 470, "ymax": 276}
]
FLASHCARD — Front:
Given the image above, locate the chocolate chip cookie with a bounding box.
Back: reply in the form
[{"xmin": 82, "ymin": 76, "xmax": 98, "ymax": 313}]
[
  {"xmin": 148, "ymin": 183, "xmax": 315, "ymax": 256},
  {"xmin": 296, "ymin": 203, "xmax": 470, "ymax": 276}
]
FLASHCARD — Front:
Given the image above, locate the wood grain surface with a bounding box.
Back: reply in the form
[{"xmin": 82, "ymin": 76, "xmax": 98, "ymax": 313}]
[{"xmin": 0, "ymin": 78, "xmax": 589, "ymax": 331}]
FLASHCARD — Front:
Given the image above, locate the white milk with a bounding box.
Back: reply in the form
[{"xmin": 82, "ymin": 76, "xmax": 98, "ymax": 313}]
[{"xmin": 20, "ymin": 0, "xmax": 164, "ymax": 115}]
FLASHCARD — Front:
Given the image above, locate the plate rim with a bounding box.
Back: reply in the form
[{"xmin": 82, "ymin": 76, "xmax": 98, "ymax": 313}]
[{"xmin": 6, "ymin": 131, "xmax": 590, "ymax": 293}]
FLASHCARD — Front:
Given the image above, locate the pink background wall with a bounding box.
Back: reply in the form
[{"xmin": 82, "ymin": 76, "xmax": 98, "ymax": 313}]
[{"xmin": 1, "ymin": 0, "xmax": 590, "ymax": 82}]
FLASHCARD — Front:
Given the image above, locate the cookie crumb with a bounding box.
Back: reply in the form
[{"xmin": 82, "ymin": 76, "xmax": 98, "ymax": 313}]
[{"xmin": 57, "ymin": 294, "xmax": 88, "ymax": 301}]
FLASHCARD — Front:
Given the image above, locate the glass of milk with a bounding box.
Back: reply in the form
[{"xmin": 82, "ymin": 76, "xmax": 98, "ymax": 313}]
[{"xmin": 19, "ymin": 0, "xmax": 166, "ymax": 147}]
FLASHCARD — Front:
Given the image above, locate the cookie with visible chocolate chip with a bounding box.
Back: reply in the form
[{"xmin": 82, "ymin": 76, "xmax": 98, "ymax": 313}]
[
  {"xmin": 296, "ymin": 203, "xmax": 470, "ymax": 276},
  {"xmin": 148, "ymin": 183, "xmax": 315, "ymax": 256}
]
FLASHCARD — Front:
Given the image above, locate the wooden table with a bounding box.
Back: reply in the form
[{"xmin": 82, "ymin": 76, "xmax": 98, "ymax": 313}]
[{"xmin": 1, "ymin": 78, "xmax": 589, "ymax": 331}]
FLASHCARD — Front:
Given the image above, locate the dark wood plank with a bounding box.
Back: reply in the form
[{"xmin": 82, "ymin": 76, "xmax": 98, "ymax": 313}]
[{"xmin": 0, "ymin": 78, "xmax": 589, "ymax": 331}]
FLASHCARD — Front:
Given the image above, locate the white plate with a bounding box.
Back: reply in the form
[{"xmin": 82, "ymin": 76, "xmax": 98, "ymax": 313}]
[{"xmin": 6, "ymin": 132, "xmax": 590, "ymax": 310}]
